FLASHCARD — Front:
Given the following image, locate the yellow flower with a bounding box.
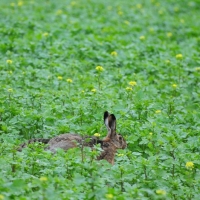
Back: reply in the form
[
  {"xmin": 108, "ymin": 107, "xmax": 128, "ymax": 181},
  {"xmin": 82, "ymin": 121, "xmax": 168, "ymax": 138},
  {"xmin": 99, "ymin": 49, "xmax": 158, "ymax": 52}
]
[
  {"xmin": 167, "ymin": 32, "xmax": 173, "ymax": 38},
  {"xmin": 156, "ymin": 189, "xmax": 166, "ymax": 195},
  {"xmin": 129, "ymin": 81, "xmax": 137, "ymax": 86},
  {"xmin": 155, "ymin": 110, "xmax": 161, "ymax": 114},
  {"xmin": 18, "ymin": 1, "xmax": 23, "ymax": 6},
  {"xmin": 126, "ymin": 87, "xmax": 133, "ymax": 91},
  {"xmin": 176, "ymin": 54, "xmax": 183, "ymax": 60},
  {"xmin": 57, "ymin": 76, "xmax": 63, "ymax": 80},
  {"xmin": 6, "ymin": 60, "xmax": 13, "ymax": 64},
  {"xmin": 91, "ymin": 89, "xmax": 96, "ymax": 93},
  {"xmin": 136, "ymin": 4, "xmax": 142, "ymax": 9},
  {"xmin": 111, "ymin": 51, "xmax": 118, "ymax": 56},
  {"xmin": 43, "ymin": 32, "xmax": 49, "ymax": 37},
  {"xmin": 158, "ymin": 10, "xmax": 164, "ymax": 15},
  {"xmin": 172, "ymin": 84, "xmax": 177, "ymax": 88},
  {"xmin": 96, "ymin": 66, "xmax": 104, "ymax": 72},
  {"xmin": 165, "ymin": 60, "xmax": 170, "ymax": 64},
  {"xmin": 117, "ymin": 153, "xmax": 124, "ymax": 157},
  {"xmin": 195, "ymin": 67, "xmax": 200, "ymax": 71},
  {"xmin": 149, "ymin": 27, "xmax": 154, "ymax": 33},
  {"xmin": 8, "ymin": 88, "xmax": 13, "ymax": 92},
  {"xmin": 66, "ymin": 78, "xmax": 73, "ymax": 83},
  {"xmin": 139, "ymin": 35, "xmax": 145, "ymax": 41},
  {"xmin": 70, "ymin": 1, "xmax": 77, "ymax": 6},
  {"xmin": 174, "ymin": 7, "xmax": 179, "ymax": 12},
  {"xmin": 56, "ymin": 10, "xmax": 63, "ymax": 15},
  {"xmin": 124, "ymin": 20, "xmax": 130, "ymax": 25},
  {"xmin": 118, "ymin": 11, "xmax": 123, "ymax": 15},
  {"xmin": 40, "ymin": 176, "xmax": 48, "ymax": 182},
  {"xmin": 186, "ymin": 161, "xmax": 194, "ymax": 169},
  {"xmin": 106, "ymin": 194, "xmax": 114, "ymax": 199},
  {"xmin": 0, "ymin": 195, "xmax": 4, "ymax": 200},
  {"xmin": 149, "ymin": 132, "xmax": 153, "ymax": 136},
  {"xmin": 94, "ymin": 133, "xmax": 100, "ymax": 137}
]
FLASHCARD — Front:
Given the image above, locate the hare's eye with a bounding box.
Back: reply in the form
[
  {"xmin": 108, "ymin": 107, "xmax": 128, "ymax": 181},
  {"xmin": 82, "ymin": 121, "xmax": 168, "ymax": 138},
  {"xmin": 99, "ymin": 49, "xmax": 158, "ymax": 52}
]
[{"xmin": 119, "ymin": 136, "xmax": 122, "ymax": 140}]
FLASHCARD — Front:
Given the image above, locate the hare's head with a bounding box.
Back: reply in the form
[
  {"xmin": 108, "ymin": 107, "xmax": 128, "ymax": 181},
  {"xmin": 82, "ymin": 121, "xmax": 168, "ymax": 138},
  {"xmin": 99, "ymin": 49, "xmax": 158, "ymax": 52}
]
[{"xmin": 103, "ymin": 111, "xmax": 127, "ymax": 149}]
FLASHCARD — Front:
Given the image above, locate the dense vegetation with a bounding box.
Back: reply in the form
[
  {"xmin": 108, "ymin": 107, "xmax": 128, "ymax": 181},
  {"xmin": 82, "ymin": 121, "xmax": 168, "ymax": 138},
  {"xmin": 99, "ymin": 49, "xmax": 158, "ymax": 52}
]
[{"xmin": 0, "ymin": 0, "xmax": 200, "ymax": 199}]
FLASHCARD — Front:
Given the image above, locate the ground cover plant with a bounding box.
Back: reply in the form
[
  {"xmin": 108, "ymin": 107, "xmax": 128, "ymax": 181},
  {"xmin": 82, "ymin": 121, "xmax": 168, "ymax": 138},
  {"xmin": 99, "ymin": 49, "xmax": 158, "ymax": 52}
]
[{"xmin": 0, "ymin": 0, "xmax": 200, "ymax": 199}]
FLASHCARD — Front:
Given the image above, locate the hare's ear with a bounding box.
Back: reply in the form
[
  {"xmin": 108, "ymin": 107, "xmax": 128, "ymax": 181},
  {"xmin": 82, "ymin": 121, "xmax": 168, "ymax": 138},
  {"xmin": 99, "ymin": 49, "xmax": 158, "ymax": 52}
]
[
  {"xmin": 104, "ymin": 111, "xmax": 110, "ymax": 131},
  {"xmin": 104, "ymin": 111, "xmax": 116, "ymax": 131},
  {"xmin": 108, "ymin": 114, "xmax": 116, "ymax": 131}
]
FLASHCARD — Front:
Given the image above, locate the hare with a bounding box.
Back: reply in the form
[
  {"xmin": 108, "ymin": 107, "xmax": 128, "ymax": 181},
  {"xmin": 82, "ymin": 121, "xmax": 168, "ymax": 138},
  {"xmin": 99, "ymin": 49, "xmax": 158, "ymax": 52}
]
[{"xmin": 18, "ymin": 111, "xmax": 127, "ymax": 164}]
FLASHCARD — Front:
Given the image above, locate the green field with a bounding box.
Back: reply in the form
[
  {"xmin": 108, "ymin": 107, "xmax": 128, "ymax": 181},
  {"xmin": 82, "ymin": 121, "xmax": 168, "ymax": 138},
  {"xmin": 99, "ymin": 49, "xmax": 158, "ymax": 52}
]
[{"xmin": 0, "ymin": 0, "xmax": 200, "ymax": 199}]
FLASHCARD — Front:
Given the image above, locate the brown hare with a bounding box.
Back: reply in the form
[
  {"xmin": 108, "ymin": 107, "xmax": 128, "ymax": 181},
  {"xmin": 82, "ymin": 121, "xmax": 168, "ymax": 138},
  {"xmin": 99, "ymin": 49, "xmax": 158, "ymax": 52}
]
[{"xmin": 18, "ymin": 111, "xmax": 127, "ymax": 164}]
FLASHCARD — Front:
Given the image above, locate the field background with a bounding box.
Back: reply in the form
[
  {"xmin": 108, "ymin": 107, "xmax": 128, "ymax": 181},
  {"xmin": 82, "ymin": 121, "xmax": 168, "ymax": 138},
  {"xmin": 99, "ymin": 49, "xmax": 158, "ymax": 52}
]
[{"xmin": 0, "ymin": 0, "xmax": 200, "ymax": 199}]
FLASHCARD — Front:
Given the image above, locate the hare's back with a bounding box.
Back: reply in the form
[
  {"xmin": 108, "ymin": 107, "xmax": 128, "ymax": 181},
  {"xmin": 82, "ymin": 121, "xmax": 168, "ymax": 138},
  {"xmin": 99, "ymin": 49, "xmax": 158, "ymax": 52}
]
[{"xmin": 46, "ymin": 133, "xmax": 82, "ymax": 152}]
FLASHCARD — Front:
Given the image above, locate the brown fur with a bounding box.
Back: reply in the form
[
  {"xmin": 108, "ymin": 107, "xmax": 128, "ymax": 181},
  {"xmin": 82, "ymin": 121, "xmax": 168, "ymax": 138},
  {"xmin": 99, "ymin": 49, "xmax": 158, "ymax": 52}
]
[
  {"xmin": 18, "ymin": 111, "xmax": 127, "ymax": 164},
  {"xmin": 46, "ymin": 134, "xmax": 100, "ymax": 152},
  {"xmin": 97, "ymin": 142, "xmax": 116, "ymax": 165}
]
